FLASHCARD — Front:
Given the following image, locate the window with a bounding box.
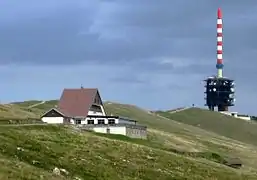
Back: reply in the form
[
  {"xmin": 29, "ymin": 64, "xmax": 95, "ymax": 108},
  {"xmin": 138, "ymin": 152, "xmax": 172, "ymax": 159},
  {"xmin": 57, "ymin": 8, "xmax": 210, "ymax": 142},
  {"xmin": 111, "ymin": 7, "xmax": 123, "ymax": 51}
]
[
  {"xmin": 87, "ymin": 120, "xmax": 94, "ymax": 124},
  {"xmin": 97, "ymin": 119, "xmax": 105, "ymax": 124},
  {"xmin": 94, "ymin": 94, "xmax": 101, "ymax": 105},
  {"xmin": 108, "ymin": 119, "xmax": 115, "ymax": 124},
  {"xmin": 75, "ymin": 119, "xmax": 81, "ymax": 124},
  {"xmin": 89, "ymin": 105, "xmax": 102, "ymax": 113}
]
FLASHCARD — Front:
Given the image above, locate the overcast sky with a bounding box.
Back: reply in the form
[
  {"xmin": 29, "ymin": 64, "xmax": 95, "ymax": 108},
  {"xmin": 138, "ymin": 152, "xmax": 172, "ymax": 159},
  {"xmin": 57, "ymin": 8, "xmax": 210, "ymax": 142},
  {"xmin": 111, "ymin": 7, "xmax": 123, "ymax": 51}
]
[{"xmin": 0, "ymin": 0, "xmax": 256, "ymax": 114}]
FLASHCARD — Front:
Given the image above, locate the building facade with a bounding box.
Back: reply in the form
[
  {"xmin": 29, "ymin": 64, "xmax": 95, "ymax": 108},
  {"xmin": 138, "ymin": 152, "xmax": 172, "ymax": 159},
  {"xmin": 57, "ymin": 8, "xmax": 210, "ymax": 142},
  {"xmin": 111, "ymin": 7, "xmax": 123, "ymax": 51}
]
[
  {"xmin": 77, "ymin": 117, "xmax": 147, "ymax": 139},
  {"xmin": 220, "ymin": 111, "xmax": 251, "ymax": 121},
  {"xmin": 41, "ymin": 88, "xmax": 147, "ymax": 139}
]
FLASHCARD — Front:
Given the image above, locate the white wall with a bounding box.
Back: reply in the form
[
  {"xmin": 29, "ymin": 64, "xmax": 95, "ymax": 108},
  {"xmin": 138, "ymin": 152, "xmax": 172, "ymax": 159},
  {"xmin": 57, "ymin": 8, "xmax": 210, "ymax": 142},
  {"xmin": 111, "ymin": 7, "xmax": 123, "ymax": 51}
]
[
  {"xmin": 93, "ymin": 126, "xmax": 126, "ymax": 135},
  {"xmin": 85, "ymin": 117, "xmax": 100, "ymax": 124},
  {"xmin": 84, "ymin": 117, "xmax": 136, "ymax": 125},
  {"xmin": 220, "ymin": 111, "xmax": 251, "ymax": 121},
  {"xmin": 68, "ymin": 116, "xmax": 137, "ymax": 126},
  {"xmin": 83, "ymin": 117, "xmax": 118, "ymax": 124},
  {"xmin": 41, "ymin": 117, "xmax": 64, "ymax": 124},
  {"xmin": 71, "ymin": 118, "xmax": 87, "ymax": 124},
  {"xmin": 237, "ymin": 116, "xmax": 251, "ymax": 121}
]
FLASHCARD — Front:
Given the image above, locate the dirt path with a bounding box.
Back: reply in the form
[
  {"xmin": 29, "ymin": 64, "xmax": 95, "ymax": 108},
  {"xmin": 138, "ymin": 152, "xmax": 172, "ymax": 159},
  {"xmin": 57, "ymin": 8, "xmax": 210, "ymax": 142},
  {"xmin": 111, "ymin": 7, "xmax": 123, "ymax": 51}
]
[
  {"xmin": 28, "ymin": 101, "xmax": 46, "ymax": 108},
  {"xmin": 168, "ymin": 107, "xmax": 190, "ymax": 114}
]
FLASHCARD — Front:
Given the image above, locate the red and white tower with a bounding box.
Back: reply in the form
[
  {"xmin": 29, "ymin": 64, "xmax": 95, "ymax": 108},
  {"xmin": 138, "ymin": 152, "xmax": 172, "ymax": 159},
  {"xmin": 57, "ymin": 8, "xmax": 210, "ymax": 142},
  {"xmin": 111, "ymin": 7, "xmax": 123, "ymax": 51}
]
[
  {"xmin": 204, "ymin": 8, "xmax": 235, "ymax": 112},
  {"xmin": 216, "ymin": 7, "xmax": 223, "ymax": 78}
]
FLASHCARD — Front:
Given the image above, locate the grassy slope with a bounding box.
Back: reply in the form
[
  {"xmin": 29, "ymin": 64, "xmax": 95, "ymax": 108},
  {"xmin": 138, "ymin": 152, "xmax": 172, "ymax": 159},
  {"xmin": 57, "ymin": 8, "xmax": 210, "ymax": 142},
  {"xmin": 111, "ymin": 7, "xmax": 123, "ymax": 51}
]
[
  {"xmin": 0, "ymin": 125, "xmax": 255, "ymax": 180},
  {"xmin": 32, "ymin": 100, "xmax": 59, "ymax": 112},
  {"xmin": 0, "ymin": 104, "xmax": 38, "ymax": 120},
  {"xmin": 104, "ymin": 103, "xmax": 257, "ymax": 174},
  {"xmin": 0, "ymin": 100, "xmax": 59, "ymax": 121},
  {"xmin": 0, "ymin": 101, "xmax": 257, "ymax": 179},
  {"xmin": 155, "ymin": 108, "xmax": 257, "ymax": 146},
  {"xmin": 11, "ymin": 100, "xmax": 42, "ymax": 107}
]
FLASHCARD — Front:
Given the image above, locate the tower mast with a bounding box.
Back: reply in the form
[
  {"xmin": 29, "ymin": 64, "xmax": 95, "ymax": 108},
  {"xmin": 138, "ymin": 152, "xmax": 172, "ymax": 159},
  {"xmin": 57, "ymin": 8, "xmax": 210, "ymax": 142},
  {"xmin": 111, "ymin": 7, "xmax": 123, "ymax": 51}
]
[{"xmin": 216, "ymin": 8, "xmax": 223, "ymax": 78}]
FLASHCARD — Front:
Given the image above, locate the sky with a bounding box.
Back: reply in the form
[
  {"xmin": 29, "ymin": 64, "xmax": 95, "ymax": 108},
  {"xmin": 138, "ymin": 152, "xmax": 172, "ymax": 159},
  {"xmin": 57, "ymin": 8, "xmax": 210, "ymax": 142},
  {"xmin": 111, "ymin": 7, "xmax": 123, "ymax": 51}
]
[{"xmin": 0, "ymin": 0, "xmax": 257, "ymax": 114}]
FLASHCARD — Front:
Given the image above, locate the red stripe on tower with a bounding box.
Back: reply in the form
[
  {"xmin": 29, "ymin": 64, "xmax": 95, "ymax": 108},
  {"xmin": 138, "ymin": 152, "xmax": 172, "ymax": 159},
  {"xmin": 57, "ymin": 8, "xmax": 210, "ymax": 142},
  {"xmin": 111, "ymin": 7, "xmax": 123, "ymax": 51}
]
[{"xmin": 216, "ymin": 8, "xmax": 223, "ymax": 69}]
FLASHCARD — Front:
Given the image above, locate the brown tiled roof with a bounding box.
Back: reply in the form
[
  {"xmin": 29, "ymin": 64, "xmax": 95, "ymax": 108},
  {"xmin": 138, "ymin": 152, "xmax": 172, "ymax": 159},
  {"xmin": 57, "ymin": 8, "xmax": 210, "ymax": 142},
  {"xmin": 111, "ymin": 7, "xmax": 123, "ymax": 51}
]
[{"xmin": 57, "ymin": 88, "xmax": 98, "ymax": 117}]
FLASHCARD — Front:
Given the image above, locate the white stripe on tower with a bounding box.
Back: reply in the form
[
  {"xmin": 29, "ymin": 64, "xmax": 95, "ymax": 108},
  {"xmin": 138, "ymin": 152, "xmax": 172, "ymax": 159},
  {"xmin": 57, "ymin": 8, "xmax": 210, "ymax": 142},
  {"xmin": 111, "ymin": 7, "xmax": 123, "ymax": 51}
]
[{"xmin": 217, "ymin": 7, "xmax": 223, "ymax": 78}]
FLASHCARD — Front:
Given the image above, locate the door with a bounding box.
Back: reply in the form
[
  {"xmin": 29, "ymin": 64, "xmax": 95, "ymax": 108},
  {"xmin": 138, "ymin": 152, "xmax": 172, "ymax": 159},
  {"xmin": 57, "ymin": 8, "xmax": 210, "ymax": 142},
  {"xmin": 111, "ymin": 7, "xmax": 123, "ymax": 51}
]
[{"xmin": 106, "ymin": 127, "xmax": 110, "ymax": 134}]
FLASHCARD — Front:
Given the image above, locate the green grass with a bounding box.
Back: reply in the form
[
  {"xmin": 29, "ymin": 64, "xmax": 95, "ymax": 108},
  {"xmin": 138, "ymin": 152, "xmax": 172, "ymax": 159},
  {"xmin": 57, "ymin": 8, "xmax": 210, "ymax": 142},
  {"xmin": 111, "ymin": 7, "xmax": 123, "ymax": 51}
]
[
  {"xmin": 0, "ymin": 100, "xmax": 59, "ymax": 120},
  {"xmin": 1, "ymin": 101, "xmax": 257, "ymax": 178},
  {"xmin": 0, "ymin": 104, "xmax": 38, "ymax": 119},
  {"xmin": 156, "ymin": 108, "xmax": 257, "ymax": 146},
  {"xmin": 93, "ymin": 132, "xmax": 227, "ymax": 165},
  {"xmin": 32, "ymin": 100, "xmax": 59, "ymax": 112},
  {"xmin": 11, "ymin": 100, "xmax": 42, "ymax": 107},
  {"xmin": 0, "ymin": 118, "xmax": 42, "ymax": 124},
  {"xmin": 104, "ymin": 103, "xmax": 257, "ymax": 175},
  {"xmin": 0, "ymin": 125, "xmax": 255, "ymax": 180},
  {"xmin": 104, "ymin": 102, "xmax": 190, "ymax": 134}
]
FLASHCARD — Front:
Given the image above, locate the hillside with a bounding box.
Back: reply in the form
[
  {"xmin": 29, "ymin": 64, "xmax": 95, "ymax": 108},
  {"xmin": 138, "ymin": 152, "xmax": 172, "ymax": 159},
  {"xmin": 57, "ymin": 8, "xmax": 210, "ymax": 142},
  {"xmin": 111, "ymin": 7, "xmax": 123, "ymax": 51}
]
[
  {"xmin": 0, "ymin": 101, "xmax": 257, "ymax": 179},
  {"xmin": 0, "ymin": 104, "xmax": 38, "ymax": 120},
  {"xmin": 1, "ymin": 125, "xmax": 255, "ymax": 180},
  {"xmin": 155, "ymin": 108, "xmax": 257, "ymax": 146},
  {"xmin": 0, "ymin": 100, "xmax": 58, "ymax": 119}
]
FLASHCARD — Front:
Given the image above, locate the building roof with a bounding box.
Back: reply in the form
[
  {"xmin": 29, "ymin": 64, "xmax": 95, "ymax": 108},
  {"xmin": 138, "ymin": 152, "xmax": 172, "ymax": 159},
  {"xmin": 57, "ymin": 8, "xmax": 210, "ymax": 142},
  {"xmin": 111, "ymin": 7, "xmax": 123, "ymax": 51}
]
[
  {"xmin": 57, "ymin": 88, "xmax": 99, "ymax": 117},
  {"xmin": 40, "ymin": 108, "xmax": 66, "ymax": 118}
]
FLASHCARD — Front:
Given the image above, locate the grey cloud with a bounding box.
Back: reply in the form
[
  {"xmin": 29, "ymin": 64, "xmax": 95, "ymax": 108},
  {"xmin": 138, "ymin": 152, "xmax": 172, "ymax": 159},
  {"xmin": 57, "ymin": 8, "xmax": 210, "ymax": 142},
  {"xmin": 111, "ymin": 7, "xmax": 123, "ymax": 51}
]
[
  {"xmin": 0, "ymin": 0, "xmax": 252, "ymax": 64},
  {"xmin": 0, "ymin": 1, "xmax": 257, "ymax": 84},
  {"xmin": 1, "ymin": 0, "xmax": 257, "ymax": 115},
  {"xmin": 0, "ymin": 0, "xmax": 256, "ymax": 67}
]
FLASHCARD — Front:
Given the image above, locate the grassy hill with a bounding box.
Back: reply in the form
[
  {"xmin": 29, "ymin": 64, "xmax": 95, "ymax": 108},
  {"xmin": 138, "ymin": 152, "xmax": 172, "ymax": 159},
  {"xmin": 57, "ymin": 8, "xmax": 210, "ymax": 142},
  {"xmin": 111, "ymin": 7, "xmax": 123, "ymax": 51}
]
[
  {"xmin": 31, "ymin": 100, "xmax": 59, "ymax": 112},
  {"xmin": 0, "ymin": 100, "xmax": 58, "ymax": 121},
  {"xmin": 0, "ymin": 104, "xmax": 38, "ymax": 120},
  {"xmin": 0, "ymin": 101, "xmax": 257, "ymax": 179},
  {"xmin": 11, "ymin": 100, "xmax": 43, "ymax": 107},
  {"xmin": 155, "ymin": 108, "xmax": 257, "ymax": 146},
  {"xmin": 0, "ymin": 125, "xmax": 256, "ymax": 180}
]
